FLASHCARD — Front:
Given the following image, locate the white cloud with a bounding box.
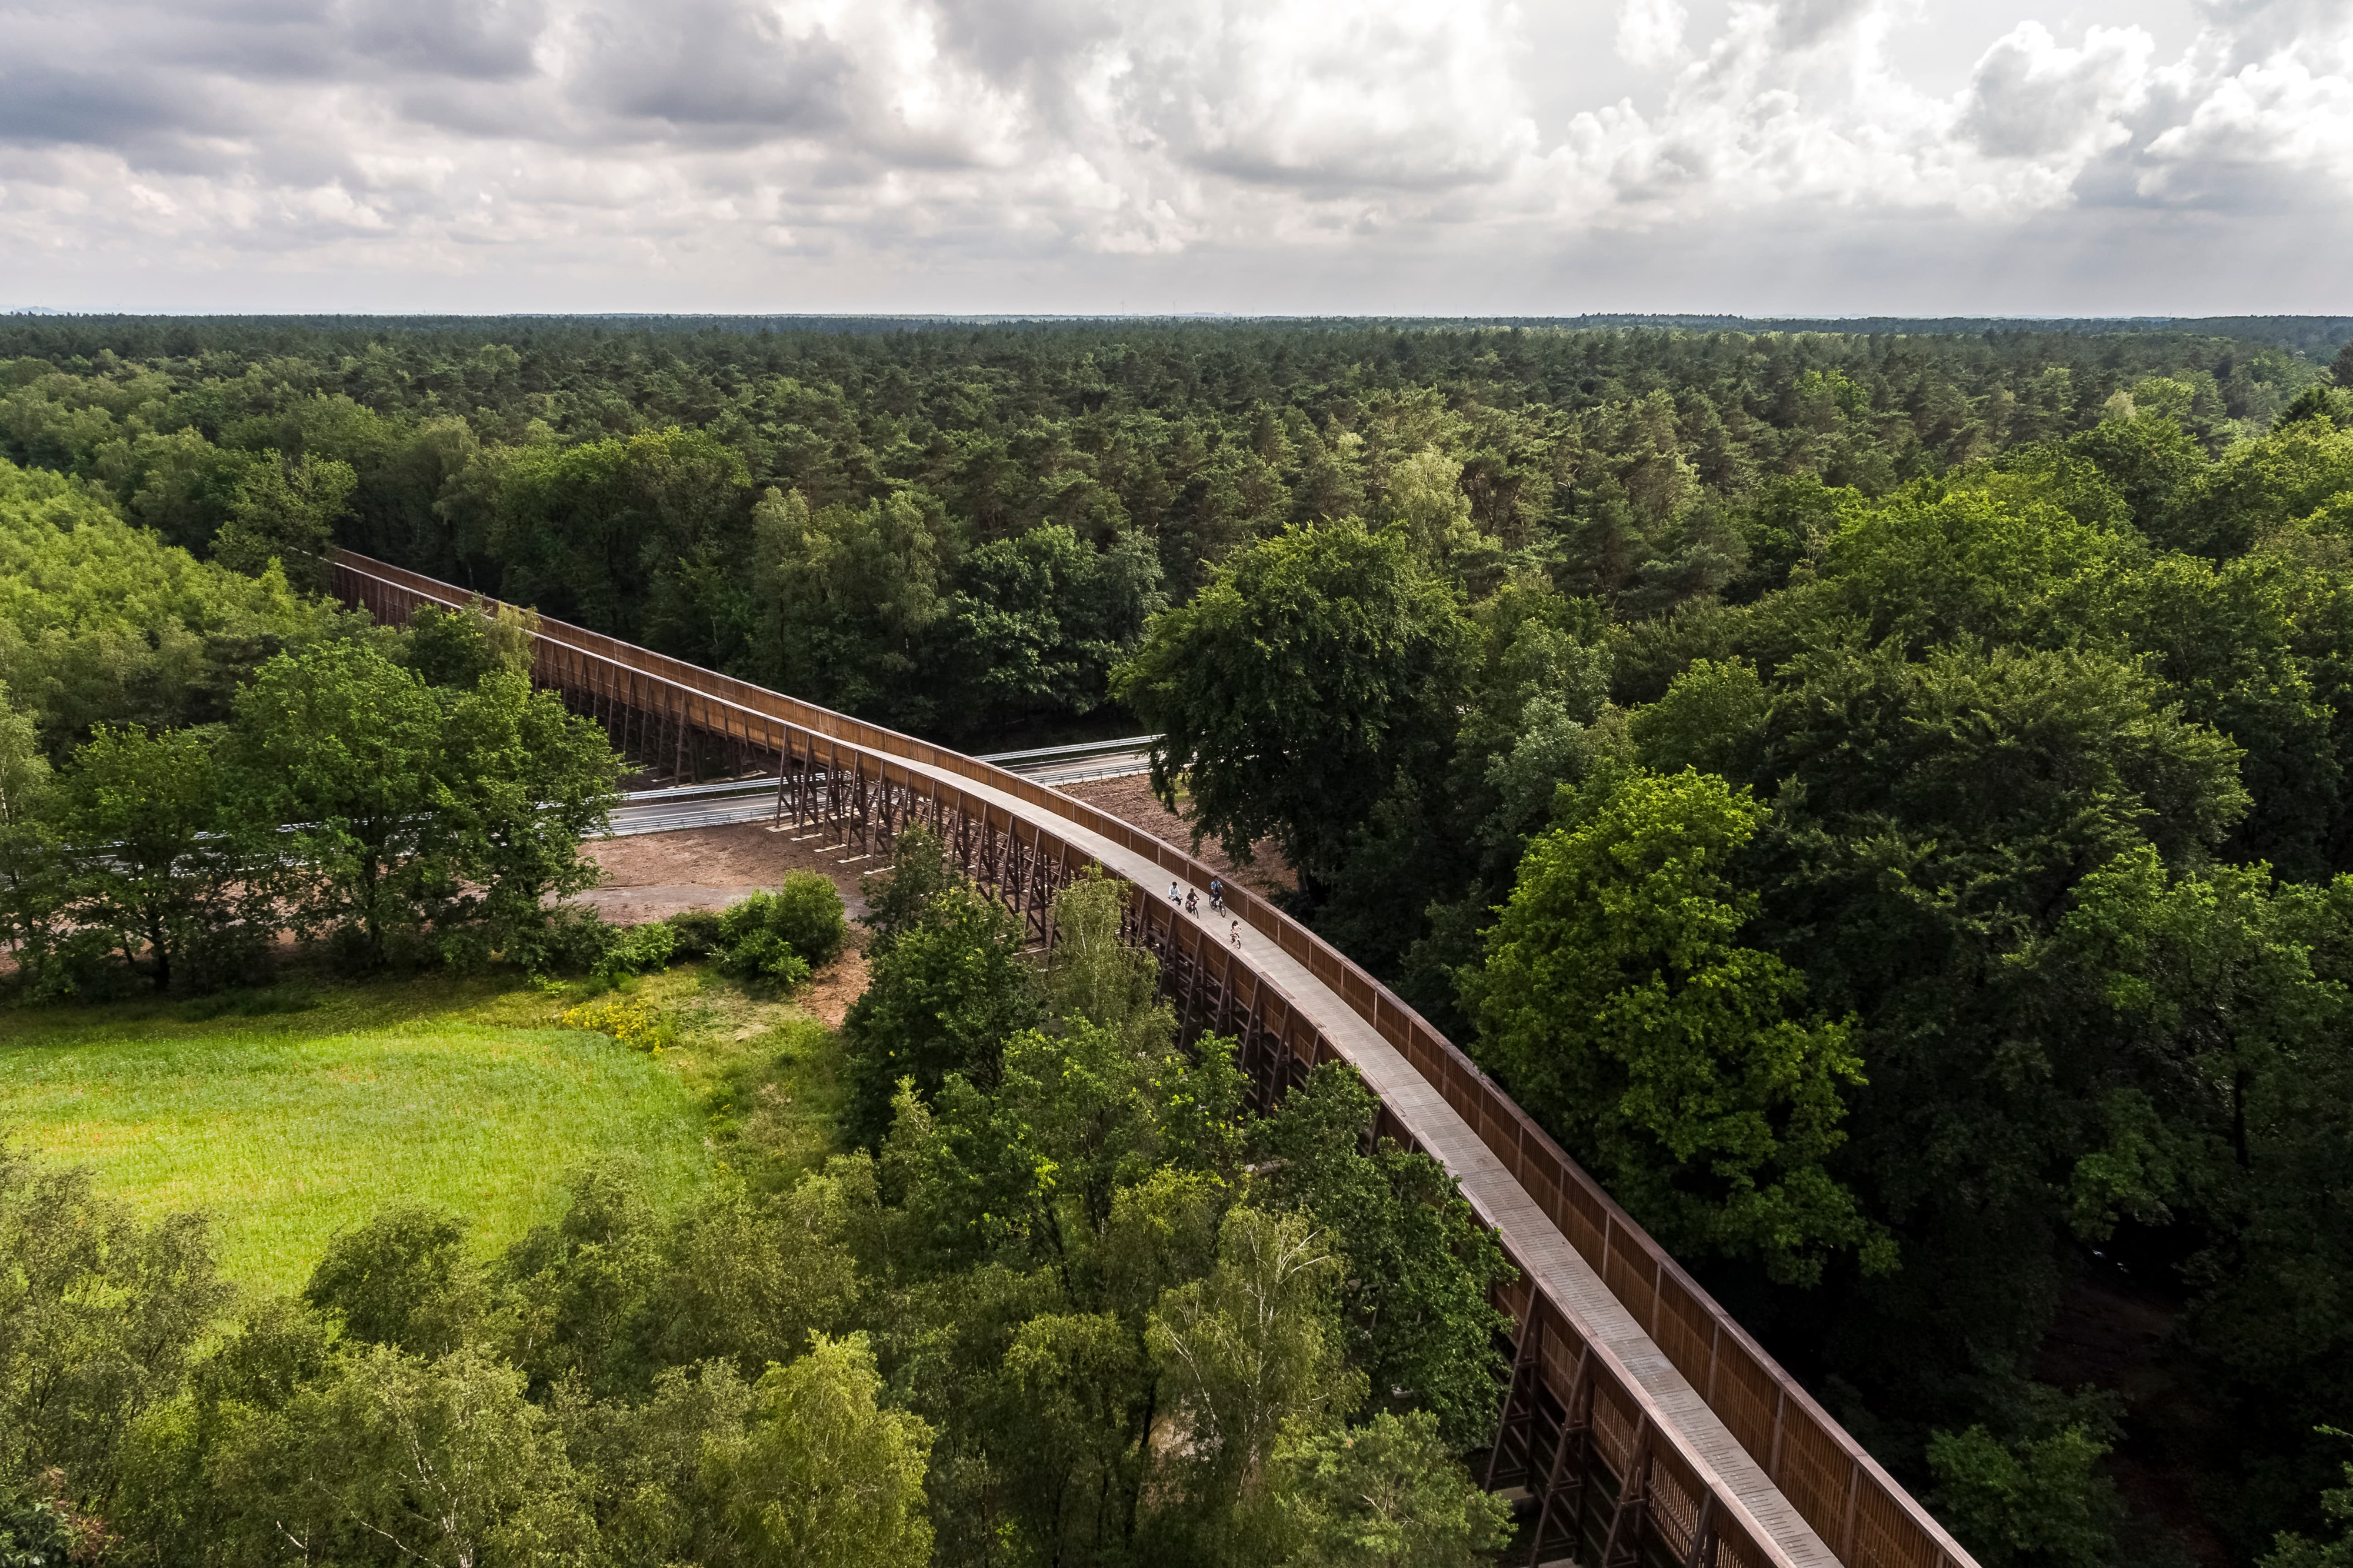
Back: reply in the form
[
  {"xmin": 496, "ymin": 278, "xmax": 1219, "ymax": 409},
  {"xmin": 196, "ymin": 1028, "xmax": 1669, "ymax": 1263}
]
[
  {"xmin": 1617, "ymin": 0, "xmax": 1689, "ymax": 70},
  {"xmin": 0, "ymin": 0, "xmax": 2347, "ymax": 312},
  {"xmin": 1961, "ymin": 24, "xmax": 2151, "ymax": 161}
]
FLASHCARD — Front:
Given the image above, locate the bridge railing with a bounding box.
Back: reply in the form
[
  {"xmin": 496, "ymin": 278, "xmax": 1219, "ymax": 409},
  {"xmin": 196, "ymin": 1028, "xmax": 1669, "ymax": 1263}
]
[{"xmin": 332, "ymin": 551, "xmax": 1975, "ymax": 1568}]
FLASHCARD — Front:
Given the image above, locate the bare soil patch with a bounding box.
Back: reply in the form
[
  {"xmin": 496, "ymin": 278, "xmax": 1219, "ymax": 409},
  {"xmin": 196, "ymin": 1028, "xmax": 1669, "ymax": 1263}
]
[
  {"xmin": 578, "ymin": 824, "xmax": 875, "ymax": 1027},
  {"xmin": 1059, "ymin": 774, "xmax": 1296, "ymax": 898},
  {"xmin": 798, "ymin": 945, "xmax": 870, "ymax": 1030},
  {"xmin": 581, "ymin": 823, "xmax": 877, "ymax": 925}
]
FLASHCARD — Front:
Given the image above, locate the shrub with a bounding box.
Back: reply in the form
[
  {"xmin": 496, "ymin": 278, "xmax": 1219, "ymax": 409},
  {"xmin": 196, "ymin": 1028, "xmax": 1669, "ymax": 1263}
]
[
  {"xmin": 665, "ymin": 909, "xmax": 724, "ymax": 960},
  {"xmin": 596, "ymin": 920, "xmax": 677, "ymax": 983},
  {"xmin": 772, "ymin": 871, "xmax": 849, "ymax": 968},
  {"xmin": 506, "ymin": 903, "xmax": 621, "ymax": 976},
  {"xmin": 713, "ymin": 873, "xmax": 846, "ymax": 989},
  {"xmin": 715, "ymin": 925, "xmax": 812, "ymax": 990}
]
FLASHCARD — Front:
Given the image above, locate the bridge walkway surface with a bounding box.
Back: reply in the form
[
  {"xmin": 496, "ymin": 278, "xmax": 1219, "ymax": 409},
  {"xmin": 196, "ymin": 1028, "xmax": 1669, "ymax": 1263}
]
[{"xmin": 331, "ymin": 550, "xmax": 1974, "ymax": 1568}]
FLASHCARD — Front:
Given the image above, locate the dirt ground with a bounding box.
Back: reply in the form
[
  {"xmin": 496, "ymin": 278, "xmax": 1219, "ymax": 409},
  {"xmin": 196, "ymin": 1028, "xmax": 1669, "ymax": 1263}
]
[
  {"xmin": 1058, "ymin": 773, "xmax": 1296, "ymax": 896},
  {"xmin": 580, "ymin": 824, "xmax": 882, "ymax": 1025},
  {"xmin": 581, "ymin": 824, "xmax": 879, "ymax": 926}
]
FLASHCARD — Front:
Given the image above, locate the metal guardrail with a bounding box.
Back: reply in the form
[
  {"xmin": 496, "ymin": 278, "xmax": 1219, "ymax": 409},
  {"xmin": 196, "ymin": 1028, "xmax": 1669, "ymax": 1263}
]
[
  {"xmin": 616, "ymin": 778, "xmax": 778, "ymax": 808},
  {"xmin": 974, "ymin": 734, "xmax": 1161, "ymax": 765}
]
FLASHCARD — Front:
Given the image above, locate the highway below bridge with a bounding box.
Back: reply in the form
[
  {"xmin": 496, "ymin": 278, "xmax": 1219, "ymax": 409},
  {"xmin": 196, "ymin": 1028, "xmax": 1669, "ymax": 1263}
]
[
  {"xmin": 333, "ymin": 549, "xmax": 1976, "ymax": 1568},
  {"xmin": 604, "ymin": 736, "xmax": 1158, "ymax": 837}
]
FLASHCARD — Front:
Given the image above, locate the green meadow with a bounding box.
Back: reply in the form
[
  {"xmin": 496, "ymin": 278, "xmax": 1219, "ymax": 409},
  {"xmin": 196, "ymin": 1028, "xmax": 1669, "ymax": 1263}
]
[{"xmin": 0, "ymin": 969, "xmax": 844, "ymax": 1296}]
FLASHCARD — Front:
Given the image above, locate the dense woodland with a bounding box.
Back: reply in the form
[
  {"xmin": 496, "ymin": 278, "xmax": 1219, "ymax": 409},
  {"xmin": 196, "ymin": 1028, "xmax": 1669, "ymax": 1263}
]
[
  {"xmin": 0, "ymin": 314, "xmax": 2327, "ymax": 742},
  {"xmin": 9, "ymin": 315, "xmax": 2353, "ymax": 1567}
]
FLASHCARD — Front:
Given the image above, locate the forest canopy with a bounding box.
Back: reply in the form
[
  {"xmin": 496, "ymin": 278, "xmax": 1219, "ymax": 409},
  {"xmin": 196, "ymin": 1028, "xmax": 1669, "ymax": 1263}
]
[
  {"xmin": 8, "ymin": 314, "xmax": 2353, "ymax": 1568},
  {"xmin": 0, "ymin": 314, "xmax": 2328, "ymax": 742}
]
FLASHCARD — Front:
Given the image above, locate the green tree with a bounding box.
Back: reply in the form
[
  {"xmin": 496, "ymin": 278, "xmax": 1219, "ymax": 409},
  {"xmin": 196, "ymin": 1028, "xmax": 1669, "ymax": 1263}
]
[
  {"xmin": 751, "ymin": 487, "xmax": 951, "ymax": 731},
  {"xmin": 437, "ymin": 669, "xmax": 621, "ymax": 967},
  {"xmin": 1116, "ymin": 522, "xmax": 1468, "ymax": 899},
  {"xmin": 1468, "ymin": 765, "xmax": 1886, "ymax": 1285},
  {"xmin": 2266, "ymin": 1442, "xmax": 2353, "ymax": 1568},
  {"xmin": 230, "ymin": 640, "xmax": 452, "ymax": 969},
  {"xmin": 1249, "ymin": 1066, "xmax": 1511, "ymax": 1450},
  {"xmin": 649, "ymin": 1173, "xmax": 861, "ymax": 1383},
  {"xmin": 0, "ymin": 457, "xmax": 334, "ymax": 746},
  {"xmin": 2169, "ymin": 418, "xmax": 2353, "ymax": 558},
  {"xmin": 490, "ymin": 427, "xmax": 753, "ymax": 658},
  {"xmin": 305, "ymin": 1203, "xmax": 486, "ymax": 1359},
  {"xmin": 1268, "ymin": 1410, "xmax": 1515, "ymax": 1568},
  {"xmin": 406, "ymin": 598, "xmax": 536, "ymax": 690},
  {"xmin": 0, "ymin": 684, "xmax": 56, "ymax": 983},
  {"xmin": 1926, "ymin": 1418, "xmax": 2119, "ymax": 1568},
  {"xmin": 499, "ymin": 1159, "xmax": 671, "ymax": 1399},
  {"xmin": 945, "ymin": 523, "xmax": 1165, "ymax": 732},
  {"xmin": 708, "ymin": 1333, "xmax": 935, "ymax": 1568},
  {"xmin": 212, "ymin": 453, "xmax": 358, "ymax": 592},
  {"xmin": 206, "ymin": 1342, "xmax": 597, "ymax": 1567},
  {"xmin": 857, "ymin": 823, "xmax": 949, "ymax": 959},
  {"xmin": 1044, "ymin": 865, "xmax": 1169, "ymax": 1054},
  {"xmin": 841, "ymin": 878, "xmax": 1039, "ymax": 1146},
  {"xmin": 112, "ymin": 428, "xmax": 258, "ymax": 555},
  {"xmin": 2071, "ymin": 415, "xmax": 2208, "ymax": 538},
  {"xmin": 0, "ymin": 1145, "xmax": 232, "ymax": 1513},
  {"xmin": 1146, "ymin": 1208, "xmax": 1362, "ymax": 1514},
  {"xmin": 55, "ymin": 725, "xmax": 265, "ymax": 993}
]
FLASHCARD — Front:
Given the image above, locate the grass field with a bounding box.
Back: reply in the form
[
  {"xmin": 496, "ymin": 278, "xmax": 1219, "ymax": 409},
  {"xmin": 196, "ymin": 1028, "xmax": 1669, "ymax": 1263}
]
[{"xmin": 0, "ymin": 967, "xmax": 846, "ymax": 1296}]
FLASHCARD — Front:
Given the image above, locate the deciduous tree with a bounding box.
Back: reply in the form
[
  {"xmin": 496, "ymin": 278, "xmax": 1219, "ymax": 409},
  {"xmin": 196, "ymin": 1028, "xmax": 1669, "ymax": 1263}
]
[{"xmin": 1116, "ymin": 522, "xmax": 1468, "ymax": 900}]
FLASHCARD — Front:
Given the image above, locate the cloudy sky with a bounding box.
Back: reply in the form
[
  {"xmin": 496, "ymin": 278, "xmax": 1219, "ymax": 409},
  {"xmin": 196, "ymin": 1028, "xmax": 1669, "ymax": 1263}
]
[{"xmin": 2, "ymin": 0, "xmax": 2348, "ymax": 316}]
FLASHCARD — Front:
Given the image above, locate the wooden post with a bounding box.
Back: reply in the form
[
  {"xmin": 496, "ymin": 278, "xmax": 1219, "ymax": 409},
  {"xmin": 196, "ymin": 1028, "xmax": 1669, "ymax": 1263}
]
[
  {"xmin": 1598, "ymin": 1413, "xmax": 1652, "ymax": 1568},
  {"xmin": 1526, "ymin": 1343, "xmax": 1593, "ymax": 1568},
  {"xmin": 1485, "ymin": 1297, "xmax": 1541, "ymax": 1489},
  {"xmin": 1686, "ymin": 1493, "xmax": 1717, "ymax": 1568}
]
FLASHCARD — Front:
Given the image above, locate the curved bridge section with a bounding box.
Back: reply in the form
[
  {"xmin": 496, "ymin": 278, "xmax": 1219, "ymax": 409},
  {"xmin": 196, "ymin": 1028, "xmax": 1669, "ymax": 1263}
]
[{"xmin": 332, "ymin": 551, "xmax": 1974, "ymax": 1568}]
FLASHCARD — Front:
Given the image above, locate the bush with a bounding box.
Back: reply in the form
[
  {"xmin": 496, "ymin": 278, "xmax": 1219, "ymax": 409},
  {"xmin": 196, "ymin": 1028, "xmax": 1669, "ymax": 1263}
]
[
  {"xmin": 772, "ymin": 871, "xmax": 849, "ymax": 968},
  {"xmin": 18, "ymin": 929, "xmax": 139, "ymax": 1003},
  {"xmin": 665, "ymin": 909, "xmax": 724, "ymax": 959},
  {"xmin": 0, "ymin": 1481, "xmax": 78, "ymax": 1568},
  {"xmin": 501, "ymin": 902, "xmax": 620, "ymax": 976},
  {"xmin": 596, "ymin": 920, "xmax": 677, "ymax": 983},
  {"xmin": 715, "ymin": 926, "xmax": 812, "ymax": 990},
  {"xmin": 713, "ymin": 873, "xmax": 846, "ymax": 989}
]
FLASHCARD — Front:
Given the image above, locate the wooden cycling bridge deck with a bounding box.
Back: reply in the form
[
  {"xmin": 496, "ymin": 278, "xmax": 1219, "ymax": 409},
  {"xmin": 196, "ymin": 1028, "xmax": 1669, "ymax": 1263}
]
[{"xmin": 333, "ymin": 551, "xmax": 1977, "ymax": 1568}]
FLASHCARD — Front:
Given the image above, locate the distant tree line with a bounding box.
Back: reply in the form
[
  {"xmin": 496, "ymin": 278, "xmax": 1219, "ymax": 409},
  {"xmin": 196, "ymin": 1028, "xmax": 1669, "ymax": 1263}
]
[{"xmin": 0, "ymin": 316, "xmax": 2327, "ymax": 742}]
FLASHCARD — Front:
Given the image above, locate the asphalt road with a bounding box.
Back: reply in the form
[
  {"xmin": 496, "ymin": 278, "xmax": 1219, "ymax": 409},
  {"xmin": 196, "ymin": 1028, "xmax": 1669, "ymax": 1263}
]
[{"xmin": 600, "ymin": 735, "xmax": 1159, "ymax": 839}]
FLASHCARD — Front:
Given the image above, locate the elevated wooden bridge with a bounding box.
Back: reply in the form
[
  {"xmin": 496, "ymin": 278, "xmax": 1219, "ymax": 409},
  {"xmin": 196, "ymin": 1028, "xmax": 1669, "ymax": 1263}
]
[{"xmin": 333, "ymin": 551, "xmax": 1977, "ymax": 1568}]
